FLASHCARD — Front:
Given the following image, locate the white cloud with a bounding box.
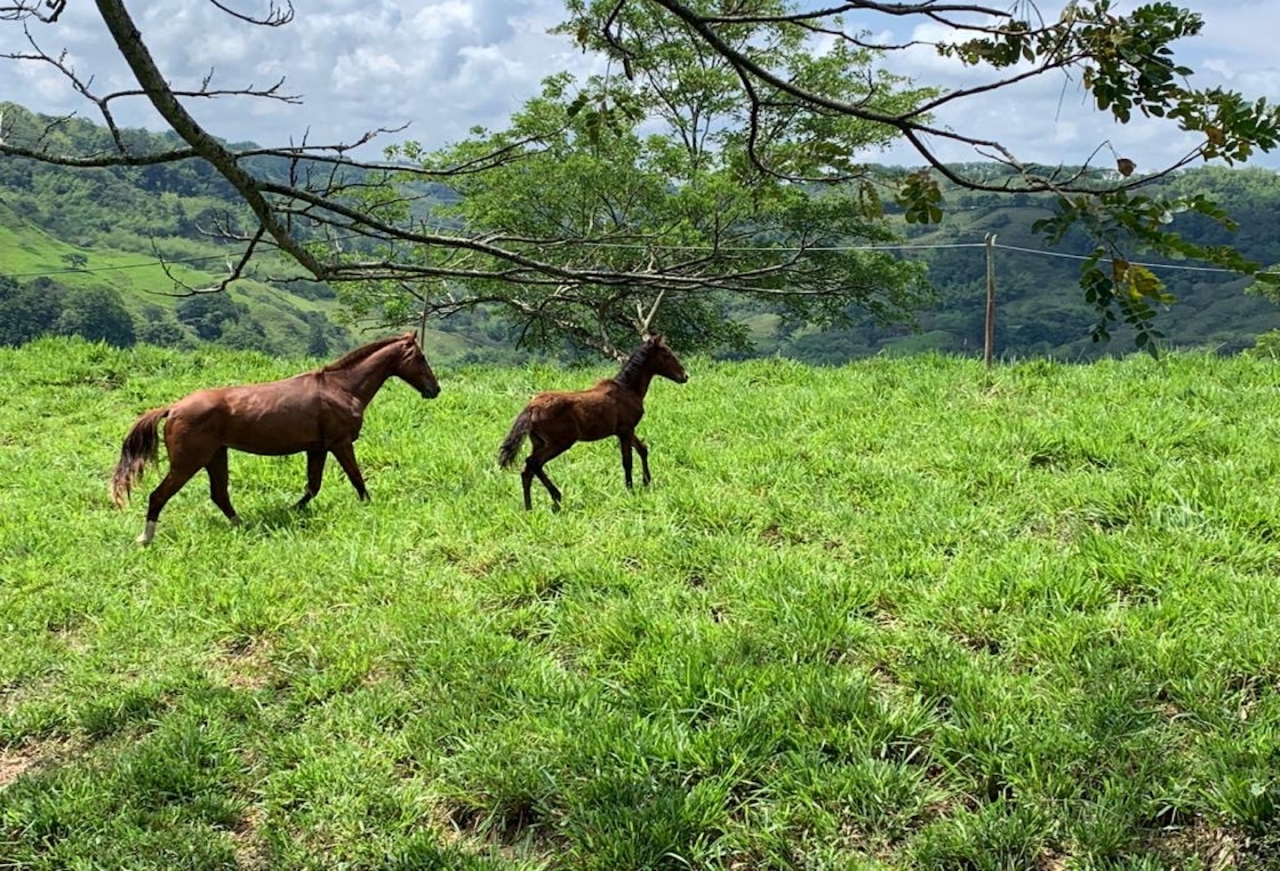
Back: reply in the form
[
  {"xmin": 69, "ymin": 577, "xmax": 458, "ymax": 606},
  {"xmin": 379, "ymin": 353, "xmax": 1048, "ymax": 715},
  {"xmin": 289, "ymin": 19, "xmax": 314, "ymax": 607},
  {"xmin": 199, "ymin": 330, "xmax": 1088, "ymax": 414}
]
[
  {"xmin": 866, "ymin": 1, "xmax": 1280, "ymax": 170},
  {"xmin": 0, "ymin": 0, "xmax": 1275, "ymax": 170}
]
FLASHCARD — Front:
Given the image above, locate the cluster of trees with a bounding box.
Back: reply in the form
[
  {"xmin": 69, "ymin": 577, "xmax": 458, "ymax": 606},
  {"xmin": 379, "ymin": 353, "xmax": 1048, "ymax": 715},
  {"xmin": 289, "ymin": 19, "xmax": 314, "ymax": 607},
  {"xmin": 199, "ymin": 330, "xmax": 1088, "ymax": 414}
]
[
  {"xmin": 0, "ymin": 275, "xmax": 137, "ymax": 347},
  {"xmin": 0, "ymin": 106, "xmax": 241, "ymax": 254},
  {"xmin": 0, "ymin": 269, "xmax": 347, "ymax": 356},
  {"xmin": 0, "ymin": 103, "xmax": 355, "ymax": 358}
]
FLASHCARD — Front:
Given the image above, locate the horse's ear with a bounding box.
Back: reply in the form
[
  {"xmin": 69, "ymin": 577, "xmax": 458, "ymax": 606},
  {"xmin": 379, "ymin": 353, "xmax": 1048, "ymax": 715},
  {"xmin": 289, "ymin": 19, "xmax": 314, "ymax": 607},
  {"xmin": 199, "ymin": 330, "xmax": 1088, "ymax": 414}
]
[{"xmin": 406, "ymin": 330, "xmax": 418, "ymax": 342}]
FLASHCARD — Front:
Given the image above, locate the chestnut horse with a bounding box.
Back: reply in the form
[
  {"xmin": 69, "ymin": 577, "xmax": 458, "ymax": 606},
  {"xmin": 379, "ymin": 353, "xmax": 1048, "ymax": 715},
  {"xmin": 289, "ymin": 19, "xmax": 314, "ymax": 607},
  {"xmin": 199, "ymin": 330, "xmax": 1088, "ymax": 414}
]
[
  {"xmin": 497, "ymin": 334, "xmax": 688, "ymax": 511},
  {"xmin": 111, "ymin": 331, "xmax": 440, "ymax": 545}
]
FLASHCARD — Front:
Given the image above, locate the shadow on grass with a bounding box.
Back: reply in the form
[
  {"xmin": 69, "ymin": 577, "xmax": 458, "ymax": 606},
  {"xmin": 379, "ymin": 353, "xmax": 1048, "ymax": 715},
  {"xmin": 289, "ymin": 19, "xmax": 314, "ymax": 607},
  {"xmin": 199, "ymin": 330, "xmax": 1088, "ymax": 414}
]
[{"xmin": 219, "ymin": 502, "xmax": 335, "ymax": 539}]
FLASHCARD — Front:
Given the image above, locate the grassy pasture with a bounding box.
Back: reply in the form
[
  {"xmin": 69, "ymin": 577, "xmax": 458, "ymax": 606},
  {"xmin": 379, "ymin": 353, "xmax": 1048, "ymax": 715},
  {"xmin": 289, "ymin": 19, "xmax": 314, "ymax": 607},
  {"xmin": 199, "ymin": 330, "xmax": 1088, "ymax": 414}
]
[{"xmin": 2, "ymin": 338, "xmax": 1280, "ymax": 869}]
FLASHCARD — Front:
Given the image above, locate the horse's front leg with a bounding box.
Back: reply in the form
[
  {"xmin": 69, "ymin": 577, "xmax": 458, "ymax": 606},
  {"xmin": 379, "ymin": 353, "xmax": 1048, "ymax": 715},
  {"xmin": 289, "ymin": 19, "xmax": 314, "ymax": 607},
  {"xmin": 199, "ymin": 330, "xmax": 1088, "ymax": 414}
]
[
  {"xmin": 330, "ymin": 443, "xmax": 370, "ymax": 501},
  {"xmin": 295, "ymin": 449, "xmax": 327, "ymax": 508},
  {"xmin": 618, "ymin": 432, "xmax": 635, "ymax": 489}
]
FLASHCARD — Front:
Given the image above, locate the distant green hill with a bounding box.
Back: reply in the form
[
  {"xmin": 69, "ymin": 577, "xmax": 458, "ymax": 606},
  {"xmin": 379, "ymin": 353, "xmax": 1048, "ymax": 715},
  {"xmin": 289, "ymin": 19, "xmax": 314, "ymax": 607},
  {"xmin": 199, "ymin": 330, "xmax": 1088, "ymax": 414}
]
[
  {"xmin": 3, "ymin": 101, "xmax": 1279, "ymax": 363},
  {"xmin": 762, "ymin": 164, "xmax": 1280, "ymax": 363},
  {"xmin": 0, "ymin": 103, "xmax": 485, "ymax": 363}
]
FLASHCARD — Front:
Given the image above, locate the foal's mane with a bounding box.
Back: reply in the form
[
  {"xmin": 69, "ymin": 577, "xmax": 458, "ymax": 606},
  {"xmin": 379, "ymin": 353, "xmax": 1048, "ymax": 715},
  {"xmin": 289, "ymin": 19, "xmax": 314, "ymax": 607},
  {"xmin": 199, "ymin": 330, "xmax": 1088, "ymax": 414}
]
[
  {"xmin": 614, "ymin": 335, "xmax": 663, "ymax": 386},
  {"xmin": 322, "ymin": 334, "xmax": 409, "ymax": 372}
]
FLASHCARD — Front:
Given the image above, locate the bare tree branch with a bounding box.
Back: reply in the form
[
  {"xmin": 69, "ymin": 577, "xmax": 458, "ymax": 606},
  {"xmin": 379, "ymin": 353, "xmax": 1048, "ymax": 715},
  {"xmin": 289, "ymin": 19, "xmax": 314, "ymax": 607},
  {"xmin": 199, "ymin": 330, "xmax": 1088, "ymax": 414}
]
[
  {"xmin": 1, "ymin": 0, "xmax": 65, "ymax": 23},
  {"xmin": 205, "ymin": 0, "xmax": 292, "ymax": 27}
]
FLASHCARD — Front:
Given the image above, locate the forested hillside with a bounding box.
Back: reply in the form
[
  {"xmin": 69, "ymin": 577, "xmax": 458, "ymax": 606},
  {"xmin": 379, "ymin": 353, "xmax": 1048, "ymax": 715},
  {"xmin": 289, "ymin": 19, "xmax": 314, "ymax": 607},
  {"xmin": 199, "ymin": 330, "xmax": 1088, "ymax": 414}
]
[
  {"xmin": 0, "ymin": 104, "xmax": 358, "ymax": 358},
  {"xmin": 761, "ymin": 164, "xmax": 1280, "ymax": 363},
  {"xmin": 3, "ymin": 102, "xmax": 1279, "ymax": 363}
]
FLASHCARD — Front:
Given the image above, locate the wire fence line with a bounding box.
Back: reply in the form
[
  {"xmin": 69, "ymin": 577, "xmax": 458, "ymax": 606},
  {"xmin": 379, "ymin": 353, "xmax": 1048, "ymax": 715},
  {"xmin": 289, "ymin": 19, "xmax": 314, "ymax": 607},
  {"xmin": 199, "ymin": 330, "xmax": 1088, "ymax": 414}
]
[{"xmin": 3, "ymin": 236, "xmax": 1253, "ymax": 283}]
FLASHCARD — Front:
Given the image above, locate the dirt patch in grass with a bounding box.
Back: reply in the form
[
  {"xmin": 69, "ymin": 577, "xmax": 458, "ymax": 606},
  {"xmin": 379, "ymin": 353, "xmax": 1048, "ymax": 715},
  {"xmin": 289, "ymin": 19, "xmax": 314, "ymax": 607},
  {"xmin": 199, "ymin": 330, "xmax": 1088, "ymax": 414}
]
[
  {"xmin": 0, "ymin": 745, "xmax": 41, "ymax": 787},
  {"xmin": 216, "ymin": 638, "xmax": 277, "ymax": 692},
  {"xmin": 230, "ymin": 805, "xmax": 270, "ymax": 870},
  {"xmin": 1146, "ymin": 820, "xmax": 1241, "ymax": 870},
  {"xmin": 1036, "ymin": 848, "xmax": 1069, "ymax": 870},
  {"xmin": 431, "ymin": 798, "xmax": 565, "ymax": 863},
  {"xmin": 0, "ymin": 737, "xmax": 82, "ymax": 789}
]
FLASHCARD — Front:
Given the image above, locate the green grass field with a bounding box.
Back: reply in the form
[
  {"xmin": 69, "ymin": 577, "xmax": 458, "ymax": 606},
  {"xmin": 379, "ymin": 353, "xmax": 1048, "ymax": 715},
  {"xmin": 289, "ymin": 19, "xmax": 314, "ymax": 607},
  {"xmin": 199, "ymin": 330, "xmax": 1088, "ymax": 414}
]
[{"xmin": 3, "ymin": 338, "xmax": 1280, "ymax": 869}]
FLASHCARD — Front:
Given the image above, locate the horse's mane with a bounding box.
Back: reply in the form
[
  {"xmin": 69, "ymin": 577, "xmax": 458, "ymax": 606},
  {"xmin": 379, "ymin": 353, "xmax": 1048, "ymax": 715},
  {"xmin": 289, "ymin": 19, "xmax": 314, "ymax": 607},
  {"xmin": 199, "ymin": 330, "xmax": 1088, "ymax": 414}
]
[
  {"xmin": 322, "ymin": 334, "xmax": 407, "ymax": 372},
  {"xmin": 614, "ymin": 335, "xmax": 663, "ymax": 387}
]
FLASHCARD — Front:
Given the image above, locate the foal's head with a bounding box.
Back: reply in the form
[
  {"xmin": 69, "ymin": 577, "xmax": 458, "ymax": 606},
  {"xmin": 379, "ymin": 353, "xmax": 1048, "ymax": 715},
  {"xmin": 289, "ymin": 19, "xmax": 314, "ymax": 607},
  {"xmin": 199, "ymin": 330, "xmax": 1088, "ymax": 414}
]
[
  {"xmin": 393, "ymin": 331, "xmax": 441, "ymax": 398},
  {"xmin": 640, "ymin": 333, "xmax": 688, "ymax": 384}
]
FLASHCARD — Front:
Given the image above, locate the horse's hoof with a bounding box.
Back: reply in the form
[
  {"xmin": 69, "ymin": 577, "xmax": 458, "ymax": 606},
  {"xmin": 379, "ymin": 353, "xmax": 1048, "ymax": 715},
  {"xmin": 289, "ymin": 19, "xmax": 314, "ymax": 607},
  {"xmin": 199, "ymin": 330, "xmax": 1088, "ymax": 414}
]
[
  {"xmin": 135, "ymin": 534, "xmax": 152, "ymax": 546},
  {"xmin": 228, "ymin": 516, "xmax": 242, "ymax": 526},
  {"xmin": 551, "ymin": 502, "xmax": 562, "ymax": 514}
]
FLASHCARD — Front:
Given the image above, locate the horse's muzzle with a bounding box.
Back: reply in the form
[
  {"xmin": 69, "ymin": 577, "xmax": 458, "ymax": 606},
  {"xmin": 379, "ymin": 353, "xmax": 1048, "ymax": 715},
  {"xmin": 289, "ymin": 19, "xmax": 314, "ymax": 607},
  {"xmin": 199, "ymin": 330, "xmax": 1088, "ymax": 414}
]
[{"xmin": 421, "ymin": 385, "xmax": 441, "ymax": 399}]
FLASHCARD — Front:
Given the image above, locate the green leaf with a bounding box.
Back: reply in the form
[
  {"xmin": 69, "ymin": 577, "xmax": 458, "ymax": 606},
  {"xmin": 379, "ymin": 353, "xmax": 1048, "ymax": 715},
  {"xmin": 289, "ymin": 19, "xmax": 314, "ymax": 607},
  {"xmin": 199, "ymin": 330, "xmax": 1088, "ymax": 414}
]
[{"xmin": 566, "ymin": 94, "xmax": 589, "ymax": 119}]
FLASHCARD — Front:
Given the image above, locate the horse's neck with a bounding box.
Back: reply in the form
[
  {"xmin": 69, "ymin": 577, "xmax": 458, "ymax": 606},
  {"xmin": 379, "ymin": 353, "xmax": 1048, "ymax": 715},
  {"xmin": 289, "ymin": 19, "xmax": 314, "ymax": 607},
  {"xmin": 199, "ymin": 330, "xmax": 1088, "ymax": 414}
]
[
  {"xmin": 613, "ymin": 366, "xmax": 653, "ymax": 401},
  {"xmin": 328, "ymin": 347, "xmax": 397, "ymax": 405}
]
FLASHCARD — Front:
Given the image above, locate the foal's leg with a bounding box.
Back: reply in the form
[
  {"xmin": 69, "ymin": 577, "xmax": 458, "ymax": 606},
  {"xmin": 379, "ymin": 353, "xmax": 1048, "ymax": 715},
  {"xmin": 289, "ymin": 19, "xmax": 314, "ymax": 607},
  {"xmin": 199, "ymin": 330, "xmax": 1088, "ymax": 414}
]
[
  {"xmin": 295, "ymin": 449, "xmax": 327, "ymax": 509},
  {"xmin": 519, "ymin": 460, "xmax": 537, "ymax": 512},
  {"xmin": 206, "ymin": 446, "xmax": 241, "ymax": 525},
  {"xmin": 632, "ymin": 433, "xmax": 652, "ymax": 486},
  {"xmin": 529, "ymin": 461, "xmax": 564, "ymax": 512},
  {"xmin": 522, "ymin": 437, "xmax": 569, "ymax": 511},
  {"xmin": 618, "ymin": 431, "xmax": 636, "ymax": 490},
  {"xmin": 618, "ymin": 432, "xmax": 652, "ymax": 490},
  {"xmin": 331, "ymin": 443, "xmax": 370, "ymax": 501}
]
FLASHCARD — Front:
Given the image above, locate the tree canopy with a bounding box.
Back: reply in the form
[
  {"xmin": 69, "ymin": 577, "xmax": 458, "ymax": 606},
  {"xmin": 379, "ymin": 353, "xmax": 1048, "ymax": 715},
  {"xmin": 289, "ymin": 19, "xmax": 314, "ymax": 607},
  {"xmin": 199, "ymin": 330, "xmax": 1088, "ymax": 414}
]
[{"xmin": 341, "ymin": 0, "xmax": 935, "ymax": 357}]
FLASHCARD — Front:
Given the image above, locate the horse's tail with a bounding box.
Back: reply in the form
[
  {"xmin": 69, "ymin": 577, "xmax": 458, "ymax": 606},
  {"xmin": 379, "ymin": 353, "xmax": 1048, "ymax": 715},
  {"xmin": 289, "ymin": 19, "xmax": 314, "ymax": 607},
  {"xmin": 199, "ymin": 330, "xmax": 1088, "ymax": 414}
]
[
  {"xmin": 497, "ymin": 408, "xmax": 532, "ymax": 469},
  {"xmin": 110, "ymin": 407, "xmax": 170, "ymax": 507}
]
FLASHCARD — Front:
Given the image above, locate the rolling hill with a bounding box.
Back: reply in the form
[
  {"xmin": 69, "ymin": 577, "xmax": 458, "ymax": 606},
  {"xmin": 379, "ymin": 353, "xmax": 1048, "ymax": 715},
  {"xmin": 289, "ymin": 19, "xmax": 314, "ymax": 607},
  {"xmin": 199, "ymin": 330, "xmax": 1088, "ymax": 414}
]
[{"xmin": 3, "ymin": 101, "xmax": 1280, "ymax": 363}]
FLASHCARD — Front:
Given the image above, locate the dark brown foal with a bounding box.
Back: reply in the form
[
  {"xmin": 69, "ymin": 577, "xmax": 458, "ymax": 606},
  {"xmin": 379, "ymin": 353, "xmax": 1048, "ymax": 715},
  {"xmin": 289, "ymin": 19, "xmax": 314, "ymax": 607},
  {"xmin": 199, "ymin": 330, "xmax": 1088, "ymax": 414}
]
[
  {"xmin": 497, "ymin": 334, "xmax": 688, "ymax": 511},
  {"xmin": 110, "ymin": 331, "xmax": 440, "ymax": 544}
]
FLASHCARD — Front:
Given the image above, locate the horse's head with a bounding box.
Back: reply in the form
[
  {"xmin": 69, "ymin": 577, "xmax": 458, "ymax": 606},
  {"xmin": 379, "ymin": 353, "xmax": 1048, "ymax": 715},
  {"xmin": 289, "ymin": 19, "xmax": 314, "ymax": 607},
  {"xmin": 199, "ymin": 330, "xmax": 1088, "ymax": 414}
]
[
  {"xmin": 644, "ymin": 333, "xmax": 689, "ymax": 384},
  {"xmin": 397, "ymin": 331, "xmax": 441, "ymax": 398}
]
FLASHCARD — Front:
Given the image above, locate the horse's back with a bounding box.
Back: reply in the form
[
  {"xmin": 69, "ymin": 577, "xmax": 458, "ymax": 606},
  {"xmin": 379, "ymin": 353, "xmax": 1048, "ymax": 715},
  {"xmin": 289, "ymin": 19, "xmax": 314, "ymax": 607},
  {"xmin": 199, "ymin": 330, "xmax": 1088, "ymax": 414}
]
[
  {"xmin": 527, "ymin": 381, "xmax": 641, "ymax": 442},
  {"xmin": 168, "ymin": 387, "xmax": 232, "ymax": 425},
  {"xmin": 166, "ymin": 378, "xmax": 329, "ymax": 456}
]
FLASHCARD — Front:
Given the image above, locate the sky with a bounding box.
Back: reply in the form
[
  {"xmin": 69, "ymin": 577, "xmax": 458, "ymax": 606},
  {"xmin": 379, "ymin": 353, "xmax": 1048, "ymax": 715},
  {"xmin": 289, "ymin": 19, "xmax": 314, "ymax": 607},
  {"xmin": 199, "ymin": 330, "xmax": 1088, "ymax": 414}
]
[{"xmin": 1, "ymin": 0, "xmax": 1278, "ymax": 173}]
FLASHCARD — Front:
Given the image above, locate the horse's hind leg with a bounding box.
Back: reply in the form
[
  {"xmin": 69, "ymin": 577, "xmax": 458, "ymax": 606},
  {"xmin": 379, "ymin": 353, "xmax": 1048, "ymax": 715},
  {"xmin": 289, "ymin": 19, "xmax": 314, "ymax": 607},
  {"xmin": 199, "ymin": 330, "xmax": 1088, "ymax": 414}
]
[
  {"xmin": 523, "ymin": 436, "xmax": 568, "ymax": 511},
  {"xmin": 520, "ymin": 462, "xmax": 536, "ymax": 511},
  {"xmin": 520, "ymin": 460, "xmax": 564, "ymax": 511},
  {"xmin": 206, "ymin": 446, "xmax": 241, "ymax": 525},
  {"xmin": 632, "ymin": 434, "xmax": 652, "ymax": 486},
  {"xmin": 522, "ymin": 460, "xmax": 563, "ymax": 512},
  {"xmin": 533, "ymin": 465, "xmax": 563, "ymax": 512},
  {"xmin": 295, "ymin": 449, "xmax": 327, "ymax": 509},
  {"xmin": 138, "ymin": 462, "xmax": 201, "ymax": 545}
]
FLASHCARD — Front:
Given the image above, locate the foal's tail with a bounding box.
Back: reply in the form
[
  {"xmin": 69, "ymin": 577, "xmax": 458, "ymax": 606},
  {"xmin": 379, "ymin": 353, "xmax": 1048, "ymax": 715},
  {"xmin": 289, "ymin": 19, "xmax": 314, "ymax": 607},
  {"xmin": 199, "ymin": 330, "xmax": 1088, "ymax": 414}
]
[
  {"xmin": 110, "ymin": 407, "xmax": 170, "ymax": 507},
  {"xmin": 497, "ymin": 408, "xmax": 532, "ymax": 469}
]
